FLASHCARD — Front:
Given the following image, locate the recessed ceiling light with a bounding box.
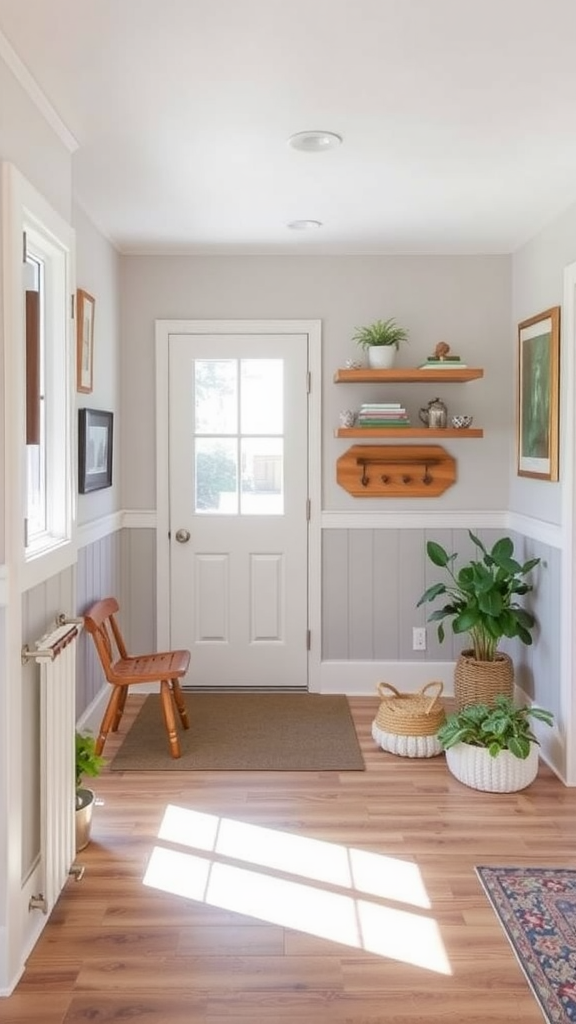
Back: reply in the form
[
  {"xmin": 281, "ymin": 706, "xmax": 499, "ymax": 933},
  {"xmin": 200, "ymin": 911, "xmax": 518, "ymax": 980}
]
[
  {"xmin": 287, "ymin": 219, "xmax": 323, "ymax": 231},
  {"xmin": 288, "ymin": 130, "xmax": 343, "ymax": 152}
]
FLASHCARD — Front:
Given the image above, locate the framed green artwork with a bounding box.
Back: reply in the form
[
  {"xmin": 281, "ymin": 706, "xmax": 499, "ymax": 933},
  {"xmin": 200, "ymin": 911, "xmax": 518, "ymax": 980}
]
[{"xmin": 517, "ymin": 306, "xmax": 560, "ymax": 481}]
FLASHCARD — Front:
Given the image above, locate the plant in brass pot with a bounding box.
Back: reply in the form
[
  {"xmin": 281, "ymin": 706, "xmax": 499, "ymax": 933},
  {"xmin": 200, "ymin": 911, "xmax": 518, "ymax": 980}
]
[
  {"xmin": 417, "ymin": 531, "xmax": 540, "ymax": 708},
  {"xmin": 437, "ymin": 695, "xmax": 553, "ymax": 792},
  {"xmin": 352, "ymin": 318, "xmax": 409, "ymax": 369},
  {"xmin": 75, "ymin": 731, "xmax": 106, "ymax": 851}
]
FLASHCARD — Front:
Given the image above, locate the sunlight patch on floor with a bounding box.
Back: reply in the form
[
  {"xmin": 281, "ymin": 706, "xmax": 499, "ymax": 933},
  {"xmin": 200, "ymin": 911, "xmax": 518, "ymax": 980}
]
[
  {"xmin": 144, "ymin": 805, "xmax": 450, "ymax": 974},
  {"xmin": 158, "ymin": 804, "xmax": 430, "ymax": 907}
]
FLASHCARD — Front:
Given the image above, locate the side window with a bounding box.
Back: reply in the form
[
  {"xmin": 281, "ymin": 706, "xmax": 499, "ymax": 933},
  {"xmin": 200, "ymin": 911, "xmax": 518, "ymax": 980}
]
[
  {"xmin": 23, "ymin": 224, "xmax": 71, "ymax": 558},
  {"xmin": 2, "ymin": 163, "xmax": 75, "ymax": 587}
]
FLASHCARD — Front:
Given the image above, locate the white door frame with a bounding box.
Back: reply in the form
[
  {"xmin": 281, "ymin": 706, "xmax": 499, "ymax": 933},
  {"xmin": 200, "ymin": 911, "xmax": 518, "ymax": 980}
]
[
  {"xmin": 155, "ymin": 319, "xmax": 322, "ymax": 692},
  {"xmin": 561, "ymin": 263, "xmax": 576, "ymax": 785}
]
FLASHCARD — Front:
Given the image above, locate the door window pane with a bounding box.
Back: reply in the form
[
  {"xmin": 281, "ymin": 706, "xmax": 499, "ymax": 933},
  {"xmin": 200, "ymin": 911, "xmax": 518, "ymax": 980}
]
[
  {"xmin": 241, "ymin": 360, "xmax": 283, "ymax": 434},
  {"xmin": 195, "ymin": 360, "xmax": 237, "ymax": 434},
  {"xmin": 241, "ymin": 438, "xmax": 283, "ymax": 515},
  {"xmin": 195, "ymin": 438, "xmax": 238, "ymax": 514}
]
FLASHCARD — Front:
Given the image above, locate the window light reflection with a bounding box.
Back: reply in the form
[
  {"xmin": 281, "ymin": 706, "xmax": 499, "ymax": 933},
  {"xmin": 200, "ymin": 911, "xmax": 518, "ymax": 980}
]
[
  {"xmin": 143, "ymin": 846, "xmax": 449, "ymax": 972},
  {"xmin": 157, "ymin": 804, "xmax": 430, "ymax": 908},
  {"xmin": 145, "ymin": 806, "xmax": 451, "ymax": 975}
]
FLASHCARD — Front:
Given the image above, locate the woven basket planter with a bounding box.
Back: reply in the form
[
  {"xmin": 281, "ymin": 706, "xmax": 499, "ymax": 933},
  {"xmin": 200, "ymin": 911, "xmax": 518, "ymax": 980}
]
[
  {"xmin": 454, "ymin": 650, "xmax": 514, "ymax": 710},
  {"xmin": 445, "ymin": 741, "xmax": 539, "ymax": 792},
  {"xmin": 372, "ymin": 681, "xmax": 446, "ymax": 758}
]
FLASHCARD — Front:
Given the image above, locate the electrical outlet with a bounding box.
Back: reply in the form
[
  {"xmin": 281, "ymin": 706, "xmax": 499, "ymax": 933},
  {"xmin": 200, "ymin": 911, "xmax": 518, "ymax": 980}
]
[{"xmin": 412, "ymin": 627, "xmax": 427, "ymax": 651}]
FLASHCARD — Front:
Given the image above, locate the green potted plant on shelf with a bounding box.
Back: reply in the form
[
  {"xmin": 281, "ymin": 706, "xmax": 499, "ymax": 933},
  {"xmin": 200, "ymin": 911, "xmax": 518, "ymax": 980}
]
[
  {"xmin": 417, "ymin": 531, "xmax": 540, "ymax": 708},
  {"xmin": 352, "ymin": 317, "xmax": 409, "ymax": 369},
  {"xmin": 75, "ymin": 731, "xmax": 106, "ymax": 851},
  {"xmin": 437, "ymin": 695, "xmax": 553, "ymax": 791}
]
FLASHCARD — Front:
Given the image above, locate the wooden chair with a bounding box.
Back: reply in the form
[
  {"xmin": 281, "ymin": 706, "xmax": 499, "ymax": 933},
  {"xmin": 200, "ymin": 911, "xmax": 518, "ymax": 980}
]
[{"xmin": 84, "ymin": 597, "xmax": 191, "ymax": 759}]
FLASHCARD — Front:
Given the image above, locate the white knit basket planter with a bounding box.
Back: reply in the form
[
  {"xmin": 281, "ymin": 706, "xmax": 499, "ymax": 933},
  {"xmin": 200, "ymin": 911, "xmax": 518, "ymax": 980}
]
[
  {"xmin": 371, "ymin": 721, "xmax": 443, "ymax": 758},
  {"xmin": 445, "ymin": 741, "xmax": 540, "ymax": 792}
]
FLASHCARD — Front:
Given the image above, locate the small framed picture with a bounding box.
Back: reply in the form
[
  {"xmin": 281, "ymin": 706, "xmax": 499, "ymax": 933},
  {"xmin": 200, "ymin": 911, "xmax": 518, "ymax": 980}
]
[
  {"xmin": 517, "ymin": 307, "xmax": 560, "ymax": 481},
  {"xmin": 78, "ymin": 408, "xmax": 113, "ymax": 493},
  {"xmin": 76, "ymin": 289, "xmax": 95, "ymax": 393}
]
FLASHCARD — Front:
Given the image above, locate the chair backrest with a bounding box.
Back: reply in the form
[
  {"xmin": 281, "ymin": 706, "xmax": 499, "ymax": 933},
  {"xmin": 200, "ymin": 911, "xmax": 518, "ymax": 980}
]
[{"xmin": 84, "ymin": 597, "xmax": 129, "ymax": 684}]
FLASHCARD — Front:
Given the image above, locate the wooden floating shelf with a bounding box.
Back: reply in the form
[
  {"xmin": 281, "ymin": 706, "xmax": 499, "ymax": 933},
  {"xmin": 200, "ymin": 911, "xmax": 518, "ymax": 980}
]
[
  {"xmin": 334, "ymin": 427, "xmax": 483, "ymax": 438},
  {"xmin": 334, "ymin": 368, "xmax": 484, "ymax": 383}
]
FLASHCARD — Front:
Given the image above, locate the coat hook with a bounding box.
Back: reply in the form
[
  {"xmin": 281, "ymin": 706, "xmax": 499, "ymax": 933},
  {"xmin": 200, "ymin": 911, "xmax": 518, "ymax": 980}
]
[
  {"xmin": 423, "ymin": 464, "xmax": 433, "ymax": 485},
  {"xmin": 402, "ymin": 474, "xmax": 412, "ymax": 484},
  {"xmin": 380, "ymin": 474, "xmax": 389, "ymax": 484},
  {"xmin": 361, "ymin": 465, "xmax": 369, "ymax": 487}
]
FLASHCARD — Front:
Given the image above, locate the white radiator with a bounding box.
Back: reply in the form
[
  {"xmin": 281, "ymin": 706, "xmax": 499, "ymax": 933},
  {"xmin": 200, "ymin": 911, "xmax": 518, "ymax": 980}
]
[{"xmin": 23, "ymin": 618, "xmax": 81, "ymax": 914}]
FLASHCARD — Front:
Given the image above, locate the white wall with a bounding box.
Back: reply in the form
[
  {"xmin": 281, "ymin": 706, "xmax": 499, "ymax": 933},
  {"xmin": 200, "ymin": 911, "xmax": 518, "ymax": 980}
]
[
  {"xmin": 73, "ymin": 201, "xmax": 121, "ymax": 524},
  {"xmin": 120, "ymin": 254, "xmax": 512, "ymax": 512},
  {"xmin": 511, "ymin": 198, "xmax": 576, "ymax": 522}
]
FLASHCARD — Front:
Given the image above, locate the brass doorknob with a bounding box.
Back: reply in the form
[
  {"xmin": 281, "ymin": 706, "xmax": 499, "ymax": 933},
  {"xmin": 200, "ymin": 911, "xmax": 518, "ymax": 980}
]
[{"xmin": 175, "ymin": 529, "xmax": 191, "ymax": 543}]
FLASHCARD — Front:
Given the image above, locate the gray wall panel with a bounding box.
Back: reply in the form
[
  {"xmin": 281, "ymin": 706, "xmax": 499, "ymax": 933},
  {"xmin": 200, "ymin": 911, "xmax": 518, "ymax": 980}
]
[
  {"xmin": 348, "ymin": 530, "xmax": 375, "ymax": 659},
  {"xmin": 120, "ymin": 528, "xmax": 156, "ymax": 654},
  {"xmin": 321, "ymin": 530, "xmax": 349, "ymax": 659},
  {"xmin": 76, "ymin": 531, "xmax": 122, "ymax": 716},
  {"xmin": 373, "ymin": 530, "xmax": 400, "ymax": 661}
]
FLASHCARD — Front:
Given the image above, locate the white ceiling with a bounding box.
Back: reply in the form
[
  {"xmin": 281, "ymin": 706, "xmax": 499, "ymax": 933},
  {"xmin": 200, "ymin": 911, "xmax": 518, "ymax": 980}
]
[{"xmin": 2, "ymin": 0, "xmax": 576, "ymax": 255}]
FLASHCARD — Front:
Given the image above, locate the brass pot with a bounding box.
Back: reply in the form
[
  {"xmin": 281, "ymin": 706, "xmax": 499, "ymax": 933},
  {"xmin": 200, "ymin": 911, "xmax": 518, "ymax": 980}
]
[{"xmin": 75, "ymin": 787, "xmax": 95, "ymax": 852}]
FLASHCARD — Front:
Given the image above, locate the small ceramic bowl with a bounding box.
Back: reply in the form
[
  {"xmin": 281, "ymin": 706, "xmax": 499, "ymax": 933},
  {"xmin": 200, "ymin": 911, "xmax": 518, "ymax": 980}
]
[{"xmin": 451, "ymin": 415, "xmax": 473, "ymax": 429}]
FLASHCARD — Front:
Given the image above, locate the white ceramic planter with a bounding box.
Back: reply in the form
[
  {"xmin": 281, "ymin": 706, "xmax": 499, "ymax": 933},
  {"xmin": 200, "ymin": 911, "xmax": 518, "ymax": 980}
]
[
  {"xmin": 372, "ymin": 721, "xmax": 443, "ymax": 758},
  {"xmin": 368, "ymin": 345, "xmax": 396, "ymax": 369},
  {"xmin": 445, "ymin": 742, "xmax": 539, "ymax": 792}
]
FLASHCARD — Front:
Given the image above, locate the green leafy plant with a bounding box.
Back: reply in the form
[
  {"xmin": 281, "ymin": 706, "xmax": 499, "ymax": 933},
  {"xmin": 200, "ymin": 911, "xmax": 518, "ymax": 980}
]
[
  {"xmin": 352, "ymin": 317, "xmax": 409, "ymax": 349},
  {"xmin": 75, "ymin": 731, "xmax": 105, "ymax": 794},
  {"xmin": 437, "ymin": 696, "xmax": 553, "ymax": 759},
  {"xmin": 417, "ymin": 531, "xmax": 540, "ymax": 661}
]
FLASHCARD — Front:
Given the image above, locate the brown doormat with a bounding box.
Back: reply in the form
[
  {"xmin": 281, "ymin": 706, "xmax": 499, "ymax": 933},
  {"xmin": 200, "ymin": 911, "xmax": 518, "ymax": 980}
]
[{"xmin": 110, "ymin": 692, "xmax": 365, "ymax": 771}]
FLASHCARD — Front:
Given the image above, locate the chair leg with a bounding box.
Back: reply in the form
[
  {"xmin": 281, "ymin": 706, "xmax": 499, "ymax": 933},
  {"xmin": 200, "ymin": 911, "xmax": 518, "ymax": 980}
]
[
  {"xmin": 160, "ymin": 680, "xmax": 181, "ymax": 758},
  {"xmin": 96, "ymin": 686, "xmax": 124, "ymax": 755},
  {"xmin": 112, "ymin": 686, "xmax": 129, "ymax": 732},
  {"xmin": 171, "ymin": 678, "xmax": 190, "ymax": 729}
]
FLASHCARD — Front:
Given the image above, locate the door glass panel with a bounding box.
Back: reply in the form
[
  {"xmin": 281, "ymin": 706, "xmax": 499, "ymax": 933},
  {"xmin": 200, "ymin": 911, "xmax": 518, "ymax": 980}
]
[
  {"xmin": 241, "ymin": 438, "xmax": 283, "ymax": 514},
  {"xmin": 195, "ymin": 438, "xmax": 238, "ymax": 513},
  {"xmin": 195, "ymin": 360, "xmax": 237, "ymax": 434},
  {"xmin": 241, "ymin": 360, "xmax": 283, "ymax": 434}
]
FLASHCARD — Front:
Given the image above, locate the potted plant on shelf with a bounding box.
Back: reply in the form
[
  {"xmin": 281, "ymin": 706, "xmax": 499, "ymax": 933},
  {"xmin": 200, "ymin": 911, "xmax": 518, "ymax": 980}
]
[
  {"xmin": 75, "ymin": 731, "xmax": 105, "ymax": 852},
  {"xmin": 352, "ymin": 317, "xmax": 409, "ymax": 369},
  {"xmin": 437, "ymin": 695, "xmax": 553, "ymax": 792},
  {"xmin": 417, "ymin": 531, "xmax": 540, "ymax": 708}
]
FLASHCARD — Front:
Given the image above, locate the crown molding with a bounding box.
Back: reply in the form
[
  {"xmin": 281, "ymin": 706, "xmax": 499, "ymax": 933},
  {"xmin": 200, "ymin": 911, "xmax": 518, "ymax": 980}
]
[{"xmin": 0, "ymin": 30, "xmax": 78, "ymax": 153}]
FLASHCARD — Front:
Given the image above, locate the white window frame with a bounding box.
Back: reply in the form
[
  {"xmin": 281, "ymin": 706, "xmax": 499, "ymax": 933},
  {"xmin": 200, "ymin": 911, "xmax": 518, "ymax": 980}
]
[{"xmin": 2, "ymin": 163, "xmax": 76, "ymax": 592}]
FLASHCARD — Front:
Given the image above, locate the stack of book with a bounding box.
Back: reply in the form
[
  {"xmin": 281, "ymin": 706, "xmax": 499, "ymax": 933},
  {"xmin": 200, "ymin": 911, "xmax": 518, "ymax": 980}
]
[
  {"xmin": 418, "ymin": 356, "xmax": 468, "ymax": 368},
  {"xmin": 357, "ymin": 403, "xmax": 411, "ymax": 427}
]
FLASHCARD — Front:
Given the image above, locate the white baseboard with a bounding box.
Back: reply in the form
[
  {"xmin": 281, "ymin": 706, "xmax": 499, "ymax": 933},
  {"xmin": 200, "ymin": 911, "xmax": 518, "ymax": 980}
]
[{"xmin": 318, "ymin": 660, "xmax": 456, "ymax": 696}]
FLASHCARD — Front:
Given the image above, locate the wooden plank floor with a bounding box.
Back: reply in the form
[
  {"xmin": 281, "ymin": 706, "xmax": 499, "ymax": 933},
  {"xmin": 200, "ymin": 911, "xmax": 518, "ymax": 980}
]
[{"xmin": 3, "ymin": 695, "xmax": 576, "ymax": 1024}]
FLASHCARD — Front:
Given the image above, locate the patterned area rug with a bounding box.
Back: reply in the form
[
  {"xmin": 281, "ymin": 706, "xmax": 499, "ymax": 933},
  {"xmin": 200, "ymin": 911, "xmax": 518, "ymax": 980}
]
[{"xmin": 476, "ymin": 866, "xmax": 576, "ymax": 1024}]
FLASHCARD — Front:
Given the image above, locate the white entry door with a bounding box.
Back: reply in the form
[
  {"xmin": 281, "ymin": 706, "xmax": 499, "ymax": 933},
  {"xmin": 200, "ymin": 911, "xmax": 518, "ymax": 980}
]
[{"xmin": 168, "ymin": 330, "xmax": 310, "ymax": 688}]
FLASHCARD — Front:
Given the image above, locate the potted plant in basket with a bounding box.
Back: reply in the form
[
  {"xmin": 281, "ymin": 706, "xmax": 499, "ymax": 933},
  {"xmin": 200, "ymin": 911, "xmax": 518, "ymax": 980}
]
[
  {"xmin": 437, "ymin": 695, "xmax": 553, "ymax": 792},
  {"xmin": 417, "ymin": 531, "xmax": 540, "ymax": 708},
  {"xmin": 75, "ymin": 731, "xmax": 105, "ymax": 852},
  {"xmin": 352, "ymin": 317, "xmax": 409, "ymax": 369}
]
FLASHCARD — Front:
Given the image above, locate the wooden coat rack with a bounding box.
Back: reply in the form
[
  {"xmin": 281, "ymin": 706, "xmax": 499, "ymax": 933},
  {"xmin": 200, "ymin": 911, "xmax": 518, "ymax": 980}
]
[{"xmin": 336, "ymin": 444, "xmax": 457, "ymax": 498}]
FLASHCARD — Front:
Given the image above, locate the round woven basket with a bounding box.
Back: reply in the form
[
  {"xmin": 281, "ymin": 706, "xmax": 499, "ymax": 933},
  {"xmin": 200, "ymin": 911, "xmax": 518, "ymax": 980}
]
[
  {"xmin": 372, "ymin": 681, "xmax": 446, "ymax": 758},
  {"xmin": 445, "ymin": 742, "xmax": 539, "ymax": 792},
  {"xmin": 454, "ymin": 650, "xmax": 514, "ymax": 710}
]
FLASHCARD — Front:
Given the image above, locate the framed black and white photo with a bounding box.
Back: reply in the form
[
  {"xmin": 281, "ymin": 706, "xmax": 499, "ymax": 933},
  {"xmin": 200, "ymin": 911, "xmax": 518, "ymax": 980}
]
[{"xmin": 78, "ymin": 408, "xmax": 113, "ymax": 493}]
